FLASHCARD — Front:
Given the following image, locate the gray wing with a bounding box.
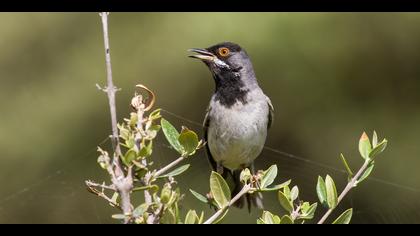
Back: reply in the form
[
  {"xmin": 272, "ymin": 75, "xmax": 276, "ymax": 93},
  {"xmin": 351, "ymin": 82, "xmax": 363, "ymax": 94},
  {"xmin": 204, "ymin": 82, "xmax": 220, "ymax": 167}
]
[
  {"xmin": 203, "ymin": 106, "xmax": 218, "ymax": 171},
  {"xmin": 266, "ymin": 95, "xmax": 274, "ymax": 129}
]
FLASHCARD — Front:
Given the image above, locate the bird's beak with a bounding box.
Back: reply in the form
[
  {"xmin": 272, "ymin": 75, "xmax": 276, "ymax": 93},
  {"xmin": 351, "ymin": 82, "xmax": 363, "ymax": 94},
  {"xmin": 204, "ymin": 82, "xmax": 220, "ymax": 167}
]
[{"xmin": 188, "ymin": 48, "xmax": 216, "ymax": 62}]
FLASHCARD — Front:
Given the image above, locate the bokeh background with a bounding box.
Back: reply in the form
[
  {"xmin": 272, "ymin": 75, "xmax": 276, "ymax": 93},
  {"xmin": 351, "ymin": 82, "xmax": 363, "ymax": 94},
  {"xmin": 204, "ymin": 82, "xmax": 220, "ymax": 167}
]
[{"xmin": 0, "ymin": 12, "xmax": 419, "ymax": 224}]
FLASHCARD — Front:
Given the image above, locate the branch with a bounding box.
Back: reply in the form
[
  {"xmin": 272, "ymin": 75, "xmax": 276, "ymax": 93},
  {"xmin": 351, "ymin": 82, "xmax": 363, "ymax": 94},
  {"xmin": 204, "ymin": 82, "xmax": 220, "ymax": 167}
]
[
  {"xmin": 317, "ymin": 160, "xmax": 371, "ymax": 224},
  {"xmin": 154, "ymin": 156, "xmax": 185, "ymax": 178},
  {"xmin": 99, "ymin": 12, "xmax": 133, "ymax": 224},
  {"xmin": 86, "ymin": 181, "xmax": 121, "ymax": 210},
  {"xmin": 204, "ymin": 184, "xmax": 252, "ymax": 224}
]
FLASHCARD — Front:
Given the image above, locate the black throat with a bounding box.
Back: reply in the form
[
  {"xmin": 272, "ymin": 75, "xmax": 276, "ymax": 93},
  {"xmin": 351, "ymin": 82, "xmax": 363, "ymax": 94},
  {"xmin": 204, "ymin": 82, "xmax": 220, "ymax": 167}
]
[{"xmin": 213, "ymin": 70, "xmax": 249, "ymax": 108}]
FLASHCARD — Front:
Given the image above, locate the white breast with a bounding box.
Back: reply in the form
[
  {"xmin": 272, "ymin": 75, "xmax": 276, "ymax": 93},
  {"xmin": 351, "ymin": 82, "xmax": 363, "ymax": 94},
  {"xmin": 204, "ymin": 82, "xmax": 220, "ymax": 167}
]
[{"xmin": 207, "ymin": 91, "xmax": 269, "ymax": 171}]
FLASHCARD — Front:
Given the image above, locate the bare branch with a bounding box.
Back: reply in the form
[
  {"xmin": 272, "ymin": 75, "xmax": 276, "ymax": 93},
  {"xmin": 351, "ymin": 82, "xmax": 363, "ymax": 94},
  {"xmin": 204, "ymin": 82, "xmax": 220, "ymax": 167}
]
[
  {"xmin": 99, "ymin": 12, "xmax": 133, "ymax": 224},
  {"xmin": 86, "ymin": 181, "xmax": 121, "ymax": 209}
]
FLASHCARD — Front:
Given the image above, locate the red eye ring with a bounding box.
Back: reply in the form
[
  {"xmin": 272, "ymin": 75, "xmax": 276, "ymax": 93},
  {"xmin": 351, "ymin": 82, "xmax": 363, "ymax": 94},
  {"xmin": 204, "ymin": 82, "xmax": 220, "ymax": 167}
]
[{"xmin": 218, "ymin": 47, "xmax": 230, "ymax": 57}]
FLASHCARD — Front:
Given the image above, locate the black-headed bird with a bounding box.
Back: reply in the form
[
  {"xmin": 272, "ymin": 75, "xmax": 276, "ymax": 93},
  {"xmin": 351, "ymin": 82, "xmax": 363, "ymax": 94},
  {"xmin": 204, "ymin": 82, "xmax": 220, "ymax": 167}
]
[{"xmin": 189, "ymin": 42, "xmax": 274, "ymax": 211}]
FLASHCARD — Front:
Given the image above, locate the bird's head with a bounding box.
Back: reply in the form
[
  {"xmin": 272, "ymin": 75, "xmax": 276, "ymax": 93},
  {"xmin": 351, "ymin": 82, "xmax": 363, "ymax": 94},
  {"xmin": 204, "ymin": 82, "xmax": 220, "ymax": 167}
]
[{"xmin": 188, "ymin": 42, "xmax": 257, "ymax": 86}]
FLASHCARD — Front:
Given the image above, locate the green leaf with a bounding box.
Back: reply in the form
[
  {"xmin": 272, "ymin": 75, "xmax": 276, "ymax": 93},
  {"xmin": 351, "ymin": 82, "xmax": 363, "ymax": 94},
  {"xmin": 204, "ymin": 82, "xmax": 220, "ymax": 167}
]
[
  {"xmin": 240, "ymin": 168, "xmax": 252, "ymax": 184},
  {"xmin": 290, "ymin": 186, "xmax": 299, "ymax": 202},
  {"xmin": 133, "ymin": 185, "xmax": 159, "ymax": 192},
  {"xmin": 210, "ymin": 171, "xmax": 231, "ymax": 209},
  {"xmin": 356, "ymin": 162, "xmax": 375, "ymax": 185},
  {"xmin": 149, "ymin": 108, "xmax": 162, "ymax": 121},
  {"xmin": 340, "ymin": 153, "xmax": 354, "ymax": 178},
  {"xmin": 189, "ymin": 189, "xmax": 208, "ymax": 204},
  {"xmin": 273, "ymin": 215, "xmax": 281, "ymax": 224},
  {"xmin": 257, "ymin": 218, "xmax": 265, "ymax": 224},
  {"xmin": 316, "ymin": 176, "xmax": 328, "ymax": 208},
  {"xmin": 260, "ymin": 165, "xmax": 278, "ymax": 189},
  {"xmin": 133, "ymin": 203, "xmax": 148, "ymax": 218},
  {"xmin": 283, "ymin": 186, "xmax": 291, "ymax": 199},
  {"xmin": 185, "ymin": 210, "xmax": 198, "ymax": 224},
  {"xmin": 146, "ymin": 125, "xmax": 161, "ymax": 139},
  {"xmin": 372, "ymin": 131, "xmax": 378, "ymax": 147},
  {"xmin": 160, "ymin": 208, "xmax": 176, "ymax": 224},
  {"xmin": 161, "ymin": 118, "xmax": 183, "ymax": 154},
  {"xmin": 280, "ymin": 215, "xmax": 293, "ymax": 224},
  {"xmin": 332, "ymin": 208, "xmax": 353, "ymax": 224},
  {"xmin": 178, "ymin": 127, "xmax": 199, "ymax": 155},
  {"xmin": 300, "ymin": 203, "xmax": 318, "ymax": 220},
  {"xmin": 158, "ymin": 164, "xmax": 190, "ymax": 179},
  {"xmin": 262, "ymin": 211, "xmax": 276, "ymax": 224},
  {"xmin": 369, "ymin": 139, "xmax": 388, "ymax": 159},
  {"xmin": 112, "ymin": 214, "xmax": 126, "ymax": 220},
  {"xmin": 258, "ymin": 179, "xmax": 291, "ymax": 192},
  {"xmin": 325, "ymin": 175, "xmax": 338, "ymax": 209},
  {"xmin": 122, "ymin": 149, "xmax": 137, "ymax": 166},
  {"xmin": 359, "ymin": 132, "xmax": 372, "ymax": 160},
  {"xmin": 278, "ymin": 191, "xmax": 293, "ymax": 213},
  {"xmin": 138, "ymin": 140, "xmax": 153, "ymax": 158}
]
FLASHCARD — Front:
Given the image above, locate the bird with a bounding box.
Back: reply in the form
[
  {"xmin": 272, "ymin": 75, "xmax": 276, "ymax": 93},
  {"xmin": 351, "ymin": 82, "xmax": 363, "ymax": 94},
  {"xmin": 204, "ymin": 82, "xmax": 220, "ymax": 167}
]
[{"xmin": 188, "ymin": 42, "xmax": 274, "ymax": 211}]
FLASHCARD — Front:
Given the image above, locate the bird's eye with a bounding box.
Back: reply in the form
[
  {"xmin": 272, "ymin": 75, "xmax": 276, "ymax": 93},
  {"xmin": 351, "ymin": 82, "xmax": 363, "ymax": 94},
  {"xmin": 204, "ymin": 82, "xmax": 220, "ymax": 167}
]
[{"xmin": 218, "ymin": 47, "xmax": 230, "ymax": 57}]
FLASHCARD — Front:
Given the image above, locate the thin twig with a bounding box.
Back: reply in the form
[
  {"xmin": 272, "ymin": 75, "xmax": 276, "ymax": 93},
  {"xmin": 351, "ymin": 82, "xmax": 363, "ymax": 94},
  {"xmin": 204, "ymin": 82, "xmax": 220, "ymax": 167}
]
[
  {"xmin": 99, "ymin": 12, "xmax": 133, "ymax": 224},
  {"xmin": 154, "ymin": 156, "xmax": 185, "ymax": 178},
  {"xmin": 204, "ymin": 184, "xmax": 252, "ymax": 224},
  {"xmin": 86, "ymin": 181, "xmax": 121, "ymax": 210},
  {"xmin": 317, "ymin": 160, "xmax": 371, "ymax": 224}
]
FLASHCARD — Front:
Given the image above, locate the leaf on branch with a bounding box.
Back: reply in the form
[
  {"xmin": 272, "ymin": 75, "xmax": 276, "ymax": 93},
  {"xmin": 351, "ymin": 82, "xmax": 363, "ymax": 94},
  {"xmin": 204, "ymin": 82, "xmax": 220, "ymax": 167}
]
[
  {"xmin": 332, "ymin": 208, "xmax": 353, "ymax": 224},
  {"xmin": 161, "ymin": 118, "xmax": 183, "ymax": 154},
  {"xmin": 259, "ymin": 179, "xmax": 291, "ymax": 192},
  {"xmin": 185, "ymin": 210, "xmax": 199, "ymax": 224},
  {"xmin": 260, "ymin": 165, "xmax": 278, "ymax": 189},
  {"xmin": 290, "ymin": 186, "xmax": 299, "ymax": 202},
  {"xmin": 158, "ymin": 164, "xmax": 190, "ymax": 179},
  {"xmin": 325, "ymin": 175, "xmax": 338, "ymax": 209},
  {"xmin": 210, "ymin": 171, "xmax": 231, "ymax": 209},
  {"xmin": 189, "ymin": 189, "xmax": 209, "ymax": 204},
  {"xmin": 178, "ymin": 127, "xmax": 199, "ymax": 156},
  {"xmin": 261, "ymin": 211, "xmax": 277, "ymax": 224},
  {"xmin": 372, "ymin": 130, "xmax": 378, "ymax": 147},
  {"xmin": 359, "ymin": 132, "xmax": 372, "ymax": 160},
  {"xmin": 278, "ymin": 190, "xmax": 293, "ymax": 213},
  {"xmin": 300, "ymin": 203, "xmax": 318, "ymax": 220},
  {"xmin": 356, "ymin": 161, "xmax": 375, "ymax": 185},
  {"xmin": 369, "ymin": 139, "xmax": 388, "ymax": 159},
  {"xmin": 340, "ymin": 153, "xmax": 354, "ymax": 179},
  {"xmin": 316, "ymin": 176, "xmax": 328, "ymax": 208},
  {"xmin": 280, "ymin": 215, "xmax": 294, "ymax": 224}
]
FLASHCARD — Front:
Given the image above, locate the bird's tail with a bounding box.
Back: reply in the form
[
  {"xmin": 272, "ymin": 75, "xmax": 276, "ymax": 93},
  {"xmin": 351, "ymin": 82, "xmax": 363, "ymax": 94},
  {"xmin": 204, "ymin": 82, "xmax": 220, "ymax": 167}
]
[{"xmin": 230, "ymin": 169, "xmax": 264, "ymax": 212}]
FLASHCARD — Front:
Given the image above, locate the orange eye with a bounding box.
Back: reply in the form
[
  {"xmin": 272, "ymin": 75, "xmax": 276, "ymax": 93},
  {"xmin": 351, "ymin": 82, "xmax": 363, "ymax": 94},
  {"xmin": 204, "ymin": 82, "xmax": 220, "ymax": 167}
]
[{"xmin": 218, "ymin": 47, "xmax": 230, "ymax": 57}]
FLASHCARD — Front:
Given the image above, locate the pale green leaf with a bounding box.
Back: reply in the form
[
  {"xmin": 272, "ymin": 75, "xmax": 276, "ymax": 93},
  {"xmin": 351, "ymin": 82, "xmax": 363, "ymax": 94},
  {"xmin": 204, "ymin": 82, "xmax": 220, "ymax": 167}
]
[
  {"xmin": 359, "ymin": 132, "xmax": 372, "ymax": 159},
  {"xmin": 260, "ymin": 165, "xmax": 278, "ymax": 189},
  {"xmin": 161, "ymin": 118, "xmax": 183, "ymax": 154},
  {"xmin": 189, "ymin": 189, "xmax": 208, "ymax": 204},
  {"xmin": 332, "ymin": 208, "xmax": 353, "ymax": 224},
  {"xmin": 369, "ymin": 139, "xmax": 388, "ymax": 159},
  {"xmin": 280, "ymin": 215, "xmax": 293, "ymax": 224},
  {"xmin": 158, "ymin": 164, "xmax": 190, "ymax": 179},
  {"xmin": 178, "ymin": 127, "xmax": 199, "ymax": 155},
  {"xmin": 210, "ymin": 171, "xmax": 231, "ymax": 208},
  {"xmin": 325, "ymin": 175, "xmax": 338, "ymax": 209},
  {"xmin": 316, "ymin": 176, "xmax": 328, "ymax": 208},
  {"xmin": 278, "ymin": 191, "xmax": 293, "ymax": 213},
  {"xmin": 184, "ymin": 210, "xmax": 198, "ymax": 224}
]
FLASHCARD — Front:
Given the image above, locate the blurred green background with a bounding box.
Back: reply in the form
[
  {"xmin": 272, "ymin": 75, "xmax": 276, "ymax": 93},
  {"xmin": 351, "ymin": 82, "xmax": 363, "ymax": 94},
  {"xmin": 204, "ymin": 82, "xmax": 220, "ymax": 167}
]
[{"xmin": 0, "ymin": 12, "xmax": 419, "ymax": 224}]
